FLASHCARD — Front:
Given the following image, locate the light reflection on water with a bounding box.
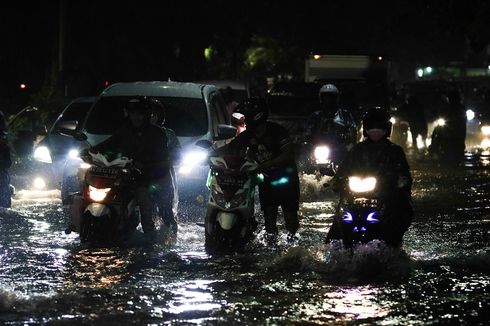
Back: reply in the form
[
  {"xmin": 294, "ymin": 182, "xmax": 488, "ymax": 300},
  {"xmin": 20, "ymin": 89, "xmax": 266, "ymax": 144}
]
[
  {"xmin": 0, "ymin": 161, "xmax": 489, "ymax": 325},
  {"xmin": 163, "ymin": 280, "xmax": 223, "ymax": 315}
]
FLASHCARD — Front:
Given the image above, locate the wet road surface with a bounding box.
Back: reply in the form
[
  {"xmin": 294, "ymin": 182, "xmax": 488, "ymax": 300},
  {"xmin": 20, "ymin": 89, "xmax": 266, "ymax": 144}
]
[{"xmin": 0, "ymin": 157, "xmax": 488, "ymax": 325}]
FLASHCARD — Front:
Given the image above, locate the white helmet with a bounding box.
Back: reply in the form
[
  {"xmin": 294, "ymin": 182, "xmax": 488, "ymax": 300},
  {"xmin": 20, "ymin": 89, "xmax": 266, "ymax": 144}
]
[{"xmin": 319, "ymin": 84, "xmax": 339, "ymax": 94}]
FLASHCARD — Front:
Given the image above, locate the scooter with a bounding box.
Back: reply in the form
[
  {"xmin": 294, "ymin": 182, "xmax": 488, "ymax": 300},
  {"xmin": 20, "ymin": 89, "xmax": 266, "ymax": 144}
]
[
  {"xmin": 428, "ymin": 117, "xmax": 465, "ymax": 164},
  {"xmin": 309, "ymin": 133, "xmax": 348, "ymax": 176},
  {"xmin": 204, "ymin": 150, "xmax": 260, "ymax": 253},
  {"xmin": 66, "ymin": 152, "xmax": 144, "ymax": 243},
  {"xmin": 327, "ymin": 174, "xmax": 411, "ymax": 248}
]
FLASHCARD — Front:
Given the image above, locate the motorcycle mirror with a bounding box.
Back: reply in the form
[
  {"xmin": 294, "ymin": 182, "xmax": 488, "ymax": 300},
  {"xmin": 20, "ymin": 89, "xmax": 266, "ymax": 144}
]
[
  {"xmin": 195, "ymin": 139, "xmax": 213, "ymax": 149},
  {"xmin": 215, "ymin": 124, "xmax": 237, "ymax": 140}
]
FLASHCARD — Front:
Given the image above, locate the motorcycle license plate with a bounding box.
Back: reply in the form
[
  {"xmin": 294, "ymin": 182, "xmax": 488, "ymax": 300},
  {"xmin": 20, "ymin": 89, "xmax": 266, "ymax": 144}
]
[
  {"xmin": 90, "ymin": 166, "xmax": 119, "ymax": 178},
  {"xmin": 217, "ymin": 174, "xmax": 247, "ymax": 187}
]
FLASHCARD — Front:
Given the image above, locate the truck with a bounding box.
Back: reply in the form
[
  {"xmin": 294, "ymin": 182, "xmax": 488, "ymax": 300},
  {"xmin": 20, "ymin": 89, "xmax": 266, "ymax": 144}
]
[{"xmin": 304, "ymin": 54, "xmax": 395, "ymax": 111}]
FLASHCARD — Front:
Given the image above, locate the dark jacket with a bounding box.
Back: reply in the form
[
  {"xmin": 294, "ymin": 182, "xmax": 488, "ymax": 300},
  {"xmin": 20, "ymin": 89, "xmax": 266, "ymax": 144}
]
[{"xmin": 92, "ymin": 121, "xmax": 169, "ymax": 182}]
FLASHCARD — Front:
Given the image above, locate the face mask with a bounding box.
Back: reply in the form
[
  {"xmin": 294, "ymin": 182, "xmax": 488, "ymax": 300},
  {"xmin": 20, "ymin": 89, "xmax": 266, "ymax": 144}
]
[{"xmin": 366, "ymin": 129, "xmax": 386, "ymax": 142}]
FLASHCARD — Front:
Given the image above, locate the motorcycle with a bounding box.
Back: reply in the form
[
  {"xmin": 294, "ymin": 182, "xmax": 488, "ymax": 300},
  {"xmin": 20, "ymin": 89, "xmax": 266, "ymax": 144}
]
[
  {"xmin": 327, "ymin": 174, "xmax": 411, "ymax": 248},
  {"xmin": 309, "ymin": 133, "xmax": 348, "ymax": 176},
  {"xmin": 199, "ymin": 140, "xmax": 260, "ymax": 253},
  {"xmin": 428, "ymin": 117, "xmax": 465, "ymax": 163},
  {"xmin": 66, "ymin": 152, "xmax": 145, "ymax": 243}
]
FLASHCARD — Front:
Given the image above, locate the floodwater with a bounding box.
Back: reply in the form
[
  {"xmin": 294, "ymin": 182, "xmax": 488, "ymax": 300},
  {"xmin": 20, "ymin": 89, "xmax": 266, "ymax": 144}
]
[{"xmin": 0, "ymin": 157, "xmax": 488, "ymax": 325}]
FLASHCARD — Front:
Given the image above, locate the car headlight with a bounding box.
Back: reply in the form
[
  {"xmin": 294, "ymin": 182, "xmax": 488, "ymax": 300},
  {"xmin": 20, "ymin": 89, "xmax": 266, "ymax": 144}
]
[
  {"xmin": 481, "ymin": 125, "xmax": 490, "ymax": 136},
  {"xmin": 348, "ymin": 176, "xmax": 377, "ymax": 193},
  {"xmin": 88, "ymin": 185, "xmax": 111, "ymax": 202},
  {"xmin": 68, "ymin": 149, "xmax": 79, "ymax": 159},
  {"xmin": 178, "ymin": 150, "xmax": 208, "ymax": 174},
  {"xmin": 390, "ymin": 117, "xmax": 396, "ymax": 125},
  {"xmin": 33, "ymin": 146, "xmax": 52, "ymax": 163},
  {"xmin": 314, "ymin": 146, "xmax": 330, "ymax": 164}
]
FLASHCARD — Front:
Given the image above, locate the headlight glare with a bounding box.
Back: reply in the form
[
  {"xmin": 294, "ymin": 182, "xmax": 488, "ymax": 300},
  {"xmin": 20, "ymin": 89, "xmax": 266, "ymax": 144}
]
[
  {"xmin": 314, "ymin": 146, "xmax": 330, "ymax": 164},
  {"xmin": 348, "ymin": 176, "xmax": 377, "ymax": 193},
  {"xmin": 33, "ymin": 146, "xmax": 52, "ymax": 163},
  {"xmin": 88, "ymin": 185, "xmax": 111, "ymax": 202}
]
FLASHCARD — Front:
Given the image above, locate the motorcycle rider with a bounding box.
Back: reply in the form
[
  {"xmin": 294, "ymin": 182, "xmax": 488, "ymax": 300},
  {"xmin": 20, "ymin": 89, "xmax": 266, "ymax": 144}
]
[
  {"xmin": 328, "ymin": 107, "xmax": 413, "ymax": 246},
  {"xmin": 429, "ymin": 89, "xmax": 466, "ymax": 163},
  {"xmin": 306, "ymin": 83, "xmax": 357, "ymax": 149},
  {"xmin": 148, "ymin": 97, "xmax": 180, "ymax": 229},
  {"xmin": 87, "ymin": 97, "xmax": 172, "ymax": 235},
  {"xmin": 215, "ymin": 98, "xmax": 300, "ymax": 240}
]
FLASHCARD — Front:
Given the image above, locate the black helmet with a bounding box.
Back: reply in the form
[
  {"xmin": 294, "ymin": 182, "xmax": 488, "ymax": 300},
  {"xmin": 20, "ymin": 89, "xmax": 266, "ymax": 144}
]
[
  {"xmin": 238, "ymin": 98, "xmax": 268, "ymax": 127},
  {"xmin": 125, "ymin": 97, "xmax": 152, "ymax": 113},
  {"xmin": 362, "ymin": 107, "xmax": 392, "ymax": 137},
  {"xmin": 319, "ymin": 83, "xmax": 340, "ymax": 107}
]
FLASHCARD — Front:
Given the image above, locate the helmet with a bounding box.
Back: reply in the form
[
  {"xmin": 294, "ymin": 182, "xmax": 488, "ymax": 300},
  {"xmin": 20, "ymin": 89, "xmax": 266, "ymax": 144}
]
[
  {"xmin": 147, "ymin": 97, "xmax": 166, "ymax": 126},
  {"xmin": 319, "ymin": 83, "xmax": 339, "ymax": 107},
  {"xmin": 319, "ymin": 83, "xmax": 339, "ymax": 94},
  {"xmin": 238, "ymin": 98, "xmax": 268, "ymax": 127},
  {"xmin": 125, "ymin": 97, "xmax": 152, "ymax": 113},
  {"xmin": 362, "ymin": 107, "xmax": 392, "ymax": 137}
]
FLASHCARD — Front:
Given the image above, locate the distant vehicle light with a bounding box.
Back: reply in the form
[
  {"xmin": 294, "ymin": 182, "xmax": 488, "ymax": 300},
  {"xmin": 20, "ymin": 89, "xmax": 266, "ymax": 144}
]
[
  {"xmin": 417, "ymin": 69, "xmax": 424, "ymax": 78},
  {"xmin": 20, "ymin": 83, "xmax": 27, "ymax": 89},
  {"xmin": 390, "ymin": 117, "xmax": 396, "ymax": 124},
  {"xmin": 481, "ymin": 125, "xmax": 490, "ymax": 136},
  {"xmin": 466, "ymin": 109, "xmax": 475, "ymax": 121},
  {"xmin": 33, "ymin": 177, "xmax": 46, "ymax": 190},
  {"xmin": 313, "ymin": 54, "xmax": 321, "ymax": 60},
  {"xmin": 377, "ymin": 56, "xmax": 383, "ymax": 61},
  {"xmin": 435, "ymin": 118, "xmax": 446, "ymax": 127},
  {"xmin": 348, "ymin": 176, "xmax": 377, "ymax": 193},
  {"xmin": 481, "ymin": 138, "xmax": 490, "ymax": 149},
  {"xmin": 425, "ymin": 66, "xmax": 433, "ymax": 73},
  {"xmin": 178, "ymin": 150, "xmax": 208, "ymax": 175},
  {"xmin": 33, "ymin": 146, "xmax": 52, "ymax": 163}
]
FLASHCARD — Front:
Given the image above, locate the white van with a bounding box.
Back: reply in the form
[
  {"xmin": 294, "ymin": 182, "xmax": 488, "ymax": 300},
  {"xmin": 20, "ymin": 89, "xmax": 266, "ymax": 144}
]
[{"xmin": 61, "ymin": 81, "xmax": 236, "ymax": 217}]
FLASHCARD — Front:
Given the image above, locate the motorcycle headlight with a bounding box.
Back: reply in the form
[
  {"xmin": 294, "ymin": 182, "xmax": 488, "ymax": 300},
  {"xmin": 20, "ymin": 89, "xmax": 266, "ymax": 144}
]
[
  {"xmin": 88, "ymin": 185, "xmax": 111, "ymax": 202},
  {"xmin": 211, "ymin": 186, "xmax": 246, "ymax": 209},
  {"xmin": 32, "ymin": 177, "xmax": 46, "ymax": 190},
  {"xmin": 348, "ymin": 176, "xmax": 377, "ymax": 193},
  {"xmin": 314, "ymin": 146, "xmax": 330, "ymax": 164},
  {"xmin": 178, "ymin": 150, "xmax": 208, "ymax": 175},
  {"xmin": 33, "ymin": 146, "xmax": 52, "ymax": 163},
  {"xmin": 481, "ymin": 125, "xmax": 490, "ymax": 136}
]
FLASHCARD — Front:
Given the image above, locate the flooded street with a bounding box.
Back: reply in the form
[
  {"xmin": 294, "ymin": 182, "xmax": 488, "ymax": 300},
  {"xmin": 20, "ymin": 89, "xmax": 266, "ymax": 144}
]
[{"xmin": 1, "ymin": 157, "xmax": 488, "ymax": 325}]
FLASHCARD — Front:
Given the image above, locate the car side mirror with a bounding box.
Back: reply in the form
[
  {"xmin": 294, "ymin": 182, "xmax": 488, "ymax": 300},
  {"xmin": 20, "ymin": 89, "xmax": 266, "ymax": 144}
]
[
  {"xmin": 56, "ymin": 121, "xmax": 87, "ymax": 141},
  {"xmin": 56, "ymin": 120, "xmax": 78, "ymax": 133},
  {"xmin": 215, "ymin": 124, "xmax": 237, "ymax": 140}
]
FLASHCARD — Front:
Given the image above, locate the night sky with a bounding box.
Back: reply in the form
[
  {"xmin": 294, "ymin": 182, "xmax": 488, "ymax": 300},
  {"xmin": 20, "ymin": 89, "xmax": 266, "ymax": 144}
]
[{"xmin": 0, "ymin": 0, "xmax": 489, "ymax": 102}]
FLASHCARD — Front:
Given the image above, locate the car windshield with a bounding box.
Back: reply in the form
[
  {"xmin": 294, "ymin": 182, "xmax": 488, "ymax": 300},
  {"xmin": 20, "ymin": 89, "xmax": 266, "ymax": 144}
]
[{"xmin": 84, "ymin": 96, "xmax": 208, "ymax": 136}]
